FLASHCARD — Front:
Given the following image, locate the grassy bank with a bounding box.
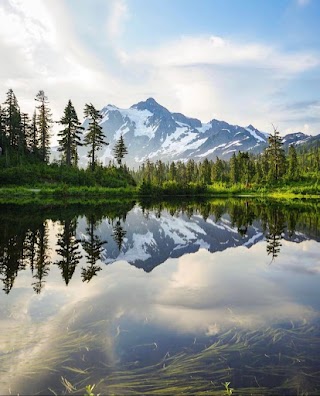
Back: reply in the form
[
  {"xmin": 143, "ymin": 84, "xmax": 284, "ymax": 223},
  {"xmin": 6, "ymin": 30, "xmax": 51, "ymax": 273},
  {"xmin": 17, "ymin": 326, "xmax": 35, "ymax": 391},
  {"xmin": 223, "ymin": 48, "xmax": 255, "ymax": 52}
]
[
  {"xmin": 0, "ymin": 180, "xmax": 319, "ymax": 204},
  {"xmin": 207, "ymin": 181, "xmax": 320, "ymax": 198},
  {"xmin": 0, "ymin": 185, "xmax": 136, "ymax": 205}
]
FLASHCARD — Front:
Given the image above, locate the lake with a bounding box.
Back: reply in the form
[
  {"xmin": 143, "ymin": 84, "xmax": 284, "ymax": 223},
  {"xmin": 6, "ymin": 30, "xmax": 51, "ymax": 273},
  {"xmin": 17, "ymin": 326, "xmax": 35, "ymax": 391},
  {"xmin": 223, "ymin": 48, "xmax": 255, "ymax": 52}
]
[{"xmin": 0, "ymin": 198, "xmax": 320, "ymax": 395}]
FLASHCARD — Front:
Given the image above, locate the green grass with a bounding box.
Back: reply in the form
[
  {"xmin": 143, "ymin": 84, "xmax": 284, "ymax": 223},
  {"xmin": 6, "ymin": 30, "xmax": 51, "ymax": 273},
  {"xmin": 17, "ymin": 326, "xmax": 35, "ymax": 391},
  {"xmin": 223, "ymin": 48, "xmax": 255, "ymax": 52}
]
[
  {"xmin": 0, "ymin": 185, "xmax": 137, "ymax": 204},
  {"xmin": 0, "ymin": 179, "xmax": 319, "ymax": 204},
  {"xmin": 207, "ymin": 180, "xmax": 320, "ymax": 197}
]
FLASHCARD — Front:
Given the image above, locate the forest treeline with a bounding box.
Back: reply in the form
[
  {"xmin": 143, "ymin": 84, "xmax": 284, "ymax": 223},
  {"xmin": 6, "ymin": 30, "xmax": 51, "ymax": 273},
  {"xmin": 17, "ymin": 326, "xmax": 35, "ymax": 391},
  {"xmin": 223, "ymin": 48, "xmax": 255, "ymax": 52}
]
[
  {"xmin": 0, "ymin": 89, "xmax": 134, "ymax": 187},
  {"xmin": 0, "ymin": 88, "xmax": 319, "ymax": 194},
  {"xmin": 134, "ymin": 131, "xmax": 320, "ymax": 195}
]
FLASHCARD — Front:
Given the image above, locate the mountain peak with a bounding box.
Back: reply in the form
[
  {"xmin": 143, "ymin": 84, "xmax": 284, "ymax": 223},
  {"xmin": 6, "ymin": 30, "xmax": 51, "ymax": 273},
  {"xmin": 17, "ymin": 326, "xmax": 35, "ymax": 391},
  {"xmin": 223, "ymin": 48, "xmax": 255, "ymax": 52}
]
[
  {"xmin": 145, "ymin": 97, "xmax": 158, "ymax": 105},
  {"xmin": 131, "ymin": 97, "xmax": 170, "ymax": 114}
]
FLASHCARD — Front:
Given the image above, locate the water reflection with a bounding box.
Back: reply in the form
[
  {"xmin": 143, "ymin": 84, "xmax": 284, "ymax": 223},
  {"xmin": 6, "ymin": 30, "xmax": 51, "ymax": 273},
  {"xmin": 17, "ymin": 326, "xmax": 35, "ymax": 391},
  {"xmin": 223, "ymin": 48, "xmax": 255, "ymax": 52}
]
[
  {"xmin": 81, "ymin": 214, "xmax": 106, "ymax": 282},
  {"xmin": 112, "ymin": 220, "xmax": 127, "ymax": 252},
  {"xmin": 0, "ymin": 199, "xmax": 320, "ymax": 294},
  {"xmin": 0, "ymin": 199, "xmax": 320, "ymax": 394},
  {"xmin": 55, "ymin": 218, "xmax": 82, "ymax": 285}
]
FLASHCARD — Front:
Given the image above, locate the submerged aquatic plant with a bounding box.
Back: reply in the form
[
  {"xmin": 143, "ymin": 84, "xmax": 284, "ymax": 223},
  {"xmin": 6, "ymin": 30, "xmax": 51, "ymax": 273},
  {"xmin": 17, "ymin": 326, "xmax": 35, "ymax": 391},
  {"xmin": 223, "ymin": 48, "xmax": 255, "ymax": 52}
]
[
  {"xmin": 84, "ymin": 384, "xmax": 97, "ymax": 396},
  {"xmin": 222, "ymin": 381, "xmax": 234, "ymax": 395}
]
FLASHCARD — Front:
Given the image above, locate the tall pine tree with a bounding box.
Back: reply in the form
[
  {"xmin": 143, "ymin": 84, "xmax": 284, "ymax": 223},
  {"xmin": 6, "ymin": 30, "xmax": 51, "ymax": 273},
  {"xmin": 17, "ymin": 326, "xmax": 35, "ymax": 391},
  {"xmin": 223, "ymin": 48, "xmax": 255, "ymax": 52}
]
[
  {"xmin": 35, "ymin": 90, "xmax": 52, "ymax": 163},
  {"xmin": 83, "ymin": 103, "xmax": 108, "ymax": 171},
  {"xmin": 113, "ymin": 134, "xmax": 128, "ymax": 166},
  {"xmin": 55, "ymin": 218, "xmax": 82, "ymax": 285},
  {"xmin": 58, "ymin": 100, "xmax": 83, "ymax": 166},
  {"xmin": 287, "ymin": 144, "xmax": 299, "ymax": 180},
  {"xmin": 29, "ymin": 110, "xmax": 39, "ymax": 157},
  {"xmin": 265, "ymin": 126, "xmax": 286, "ymax": 182}
]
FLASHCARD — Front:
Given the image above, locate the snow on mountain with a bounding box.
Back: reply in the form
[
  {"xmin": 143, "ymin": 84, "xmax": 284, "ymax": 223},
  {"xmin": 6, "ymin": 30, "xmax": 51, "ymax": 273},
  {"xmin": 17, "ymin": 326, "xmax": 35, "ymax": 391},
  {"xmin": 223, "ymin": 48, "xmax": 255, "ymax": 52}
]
[
  {"xmin": 51, "ymin": 97, "xmax": 318, "ymax": 167},
  {"xmin": 76, "ymin": 206, "xmax": 313, "ymax": 273},
  {"xmin": 245, "ymin": 125, "xmax": 268, "ymax": 143},
  {"xmin": 281, "ymin": 132, "xmax": 311, "ymax": 147}
]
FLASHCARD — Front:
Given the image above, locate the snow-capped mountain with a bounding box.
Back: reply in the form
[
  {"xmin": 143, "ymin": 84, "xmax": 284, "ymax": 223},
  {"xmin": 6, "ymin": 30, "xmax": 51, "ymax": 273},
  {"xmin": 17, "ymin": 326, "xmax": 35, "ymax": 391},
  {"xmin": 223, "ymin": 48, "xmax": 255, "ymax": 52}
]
[
  {"xmin": 53, "ymin": 98, "xmax": 317, "ymax": 167},
  {"xmin": 282, "ymin": 132, "xmax": 310, "ymax": 147},
  {"xmin": 77, "ymin": 206, "xmax": 314, "ymax": 272}
]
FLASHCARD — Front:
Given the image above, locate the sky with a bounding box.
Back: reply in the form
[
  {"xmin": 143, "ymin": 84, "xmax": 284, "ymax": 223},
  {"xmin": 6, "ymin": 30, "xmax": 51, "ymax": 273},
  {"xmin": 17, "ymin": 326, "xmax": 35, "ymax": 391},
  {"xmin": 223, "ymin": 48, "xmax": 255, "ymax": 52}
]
[{"xmin": 0, "ymin": 0, "xmax": 319, "ymax": 138}]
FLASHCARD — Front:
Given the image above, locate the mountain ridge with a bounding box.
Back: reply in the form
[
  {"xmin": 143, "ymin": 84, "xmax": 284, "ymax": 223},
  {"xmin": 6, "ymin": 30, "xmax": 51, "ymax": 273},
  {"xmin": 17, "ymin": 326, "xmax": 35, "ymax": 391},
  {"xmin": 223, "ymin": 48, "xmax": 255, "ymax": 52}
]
[{"xmin": 52, "ymin": 97, "xmax": 319, "ymax": 168}]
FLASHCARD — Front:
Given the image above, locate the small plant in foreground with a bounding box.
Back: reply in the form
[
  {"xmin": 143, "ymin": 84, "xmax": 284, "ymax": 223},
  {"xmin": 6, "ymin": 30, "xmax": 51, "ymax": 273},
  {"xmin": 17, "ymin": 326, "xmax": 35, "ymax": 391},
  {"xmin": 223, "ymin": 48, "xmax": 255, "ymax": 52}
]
[
  {"xmin": 222, "ymin": 381, "xmax": 234, "ymax": 395},
  {"xmin": 84, "ymin": 384, "xmax": 99, "ymax": 396}
]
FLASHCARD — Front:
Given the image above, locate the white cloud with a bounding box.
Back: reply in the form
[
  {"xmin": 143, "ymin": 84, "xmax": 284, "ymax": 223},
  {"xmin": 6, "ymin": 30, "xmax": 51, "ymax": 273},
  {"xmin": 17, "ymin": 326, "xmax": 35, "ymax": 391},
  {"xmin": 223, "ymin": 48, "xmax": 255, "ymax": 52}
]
[
  {"xmin": 127, "ymin": 35, "xmax": 319, "ymax": 74},
  {"xmin": 0, "ymin": 1, "xmax": 319, "ymax": 142},
  {"xmin": 106, "ymin": 0, "xmax": 129, "ymax": 40},
  {"xmin": 118, "ymin": 35, "xmax": 320, "ymax": 133},
  {"xmin": 0, "ymin": 0, "xmax": 125, "ymax": 143}
]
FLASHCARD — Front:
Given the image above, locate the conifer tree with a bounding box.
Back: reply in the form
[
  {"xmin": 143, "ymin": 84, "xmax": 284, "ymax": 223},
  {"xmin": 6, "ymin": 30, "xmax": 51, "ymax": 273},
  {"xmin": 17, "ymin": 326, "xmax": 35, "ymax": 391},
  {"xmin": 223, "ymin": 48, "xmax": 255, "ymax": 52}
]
[
  {"xmin": 3, "ymin": 89, "xmax": 21, "ymax": 149},
  {"xmin": 186, "ymin": 159, "xmax": 196, "ymax": 183},
  {"xmin": 287, "ymin": 144, "xmax": 299, "ymax": 180},
  {"xmin": 81, "ymin": 216, "xmax": 105, "ymax": 282},
  {"xmin": 35, "ymin": 90, "xmax": 52, "ymax": 163},
  {"xmin": 113, "ymin": 134, "xmax": 128, "ymax": 166},
  {"xmin": 58, "ymin": 100, "xmax": 83, "ymax": 166},
  {"xmin": 0, "ymin": 105, "xmax": 6, "ymax": 154},
  {"xmin": 265, "ymin": 126, "xmax": 286, "ymax": 182},
  {"xmin": 169, "ymin": 161, "xmax": 177, "ymax": 181},
  {"xmin": 20, "ymin": 113, "xmax": 30, "ymax": 155},
  {"xmin": 55, "ymin": 218, "xmax": 82, "ymax": 285},
  {"xmin": 83, "ymin": 103, "xmax": 108, "ymax": 171},
  {"xmin": 212, "ymin": 157, "xmax": 224, "ymax": 182},
  {"xmin": 200, "ymin": 158, "xmax": 211, "ymax": 184},
  {"xmin": 155, "ymin": 159, "xmax": 165, "ymax": 185},
  {"xmin": 29, "ymin": 110, "xmax": 38, "ymax": 156},
  {"xmin": 32, "ymin": 222, "xmax": 51, "ymax": 294},
  {"xmin": 112, "ymin": 220, "xmax": 127, "ymax": 251},
  {"xmin": 229, "ymin": 153, "xmax": 238, "ymax": 183}
]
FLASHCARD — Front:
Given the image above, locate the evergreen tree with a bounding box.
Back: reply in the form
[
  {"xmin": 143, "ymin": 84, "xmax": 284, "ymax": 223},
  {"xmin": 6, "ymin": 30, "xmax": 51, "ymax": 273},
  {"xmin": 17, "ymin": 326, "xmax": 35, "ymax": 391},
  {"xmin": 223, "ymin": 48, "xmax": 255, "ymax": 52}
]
[
  {"xmin": 29, "ymin": 110, "xmax": 39, "ymax": 156},
  {"xmin": 169, "ymin": 161, "xmax": 177, "ymax": 181},
  {"xmin": 83, "ymin": 103, "xmax": 108, "ymax": 171},
  {"xmin": 265, "ymin": 207, "xmax": 285, "ymax": 262},
  {"xmin": 0, "ymin": 233, "xmax": 25, "ymax": 294},
  {"xmin": 32, "ymin": 222, "xmax": 51, "ymax": 294},
  {"xmin": 112, "ymin": 220, "xmax": 127, "ymax": 251},
  {"xmin": 186, "ymin": 159, "xmax": 196, "ymax": 183},
  {"xmin": 24, "ymin": 228, "xmax": 38, "ymax": 274},
  {"xmin": 265, "ymin": 127, "xmax": 286, "ymax": 182},
  {"xmin": 238, "ymin": 152, "xmax": 251, "ymax": 185},
  {"xmin": 55, "ymin": 218, "xmax": 82, "ymax": 285},
  {"xmin": 20, "ymin": 113, "xmax": 30, "ymax": 155},
  {"xmin": 155, "ymin": 160, "xmax": 166, "ymax": 185},
  {"xmin": 200, "ymin": 158, "xmax": 211, "ymax": 184},
  {"xmin": 2, "ymin": 89, "xmax": 21, "ymax": 166},
  {"xmin": 3, "ymin": 89, "xmax": 20, "ymax": 148},
  {"xmin": 81, "ymin": 215, "xmax": 105, "ymax": 282},
  {"xmin": 212, "ymin": 157, "xmax": 224, "ymax": 182},
  {"xmin": 113, "ymin": 134, "xmax": 128, "ymax": 166},
  {"xmin": 287, "ymin": 144, "xmax": 299, "ymax": 180},
  {"xmin": 229, "ymin": 153, "xmax": 238, "ymax": 183},
  {"xmin": 176, "ymin": 161, "xmax": 187, "ymax": 184},
  {"xmin": 35, "ymin": 90, "xmax": 52, "ymax": 162},
  {"xmin": 0, "ymin": 105, "xmax": 6, "ymax": 156},
  {"xmin": 58, "ymin": 100, "xmax": 83, "ymax": 166}
]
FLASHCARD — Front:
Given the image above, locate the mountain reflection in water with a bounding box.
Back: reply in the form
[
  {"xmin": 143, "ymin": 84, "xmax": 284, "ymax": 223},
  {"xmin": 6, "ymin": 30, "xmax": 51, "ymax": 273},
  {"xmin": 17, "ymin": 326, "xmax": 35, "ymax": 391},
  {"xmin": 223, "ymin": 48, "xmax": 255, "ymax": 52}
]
[{"xmin": 0, "ymin": 198, "xmax": 320, "ymax": 395}]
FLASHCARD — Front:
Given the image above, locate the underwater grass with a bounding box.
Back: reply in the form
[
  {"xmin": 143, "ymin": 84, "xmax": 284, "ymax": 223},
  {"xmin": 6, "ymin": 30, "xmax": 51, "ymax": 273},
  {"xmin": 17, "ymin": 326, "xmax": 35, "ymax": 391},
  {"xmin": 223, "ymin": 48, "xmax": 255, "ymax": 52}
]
[
  {"xmin": 29, "ymin": 320, "xmax": 320, "ymax": 396},
  {"xmin": 2, "ymin": 317, "xmax": 320, "ymax": 395}
]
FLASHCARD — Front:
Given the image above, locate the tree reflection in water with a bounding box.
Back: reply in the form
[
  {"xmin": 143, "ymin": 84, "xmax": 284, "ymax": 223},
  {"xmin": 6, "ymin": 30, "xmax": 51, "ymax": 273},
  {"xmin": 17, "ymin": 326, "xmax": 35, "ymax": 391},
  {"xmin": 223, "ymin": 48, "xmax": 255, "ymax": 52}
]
[
  {"xmin": 0, "ymin": 199, "xmax": 319, "ymax": 294},
  {"xmin": 55, "ymin": 218, "xmax": 82, "ymax": 285},
  {"xmin": 81, "ymin": 214, "xmax": 106, "ymax": 282}
]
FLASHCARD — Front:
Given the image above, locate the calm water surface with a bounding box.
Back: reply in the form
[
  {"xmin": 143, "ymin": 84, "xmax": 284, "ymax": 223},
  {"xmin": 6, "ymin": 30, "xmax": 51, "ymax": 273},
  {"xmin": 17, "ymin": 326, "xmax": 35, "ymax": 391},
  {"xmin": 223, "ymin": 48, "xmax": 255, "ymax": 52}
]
[{"xmin": 0, "ymin": 199, "xmax": 320, "ymax": 395}]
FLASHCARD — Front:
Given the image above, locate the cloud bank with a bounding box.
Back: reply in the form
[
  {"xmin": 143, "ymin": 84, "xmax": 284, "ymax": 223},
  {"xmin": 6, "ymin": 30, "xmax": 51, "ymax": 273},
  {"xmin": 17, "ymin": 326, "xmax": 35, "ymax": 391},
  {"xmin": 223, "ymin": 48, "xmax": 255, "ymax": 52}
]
[{"xmin": 0, "ymin": 0, "xmax": 319, "ymax": 142}]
